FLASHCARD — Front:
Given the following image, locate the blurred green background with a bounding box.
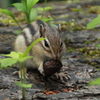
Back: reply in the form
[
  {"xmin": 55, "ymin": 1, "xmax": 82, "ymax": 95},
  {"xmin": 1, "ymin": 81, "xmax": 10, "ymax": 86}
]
[{"xmin": 0, "ymin": 0, "xmax": 62, "ymax": 8}]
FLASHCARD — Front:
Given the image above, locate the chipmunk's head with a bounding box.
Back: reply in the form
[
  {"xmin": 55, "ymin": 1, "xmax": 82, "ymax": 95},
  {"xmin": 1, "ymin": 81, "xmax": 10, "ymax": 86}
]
[{"xmin": 38, "ymin": 23, "xmax": 66, "ymax": 60}]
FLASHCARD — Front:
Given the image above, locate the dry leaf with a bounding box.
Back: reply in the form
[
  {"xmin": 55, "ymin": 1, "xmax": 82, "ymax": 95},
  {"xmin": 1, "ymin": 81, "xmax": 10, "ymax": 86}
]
[
  {"xmin": 61, "ymin": 88, "xmax": 74, "ymax": 92},
  {"xmin": 44, "ymin": 90, "xmax": 59, "ymax": 95}
]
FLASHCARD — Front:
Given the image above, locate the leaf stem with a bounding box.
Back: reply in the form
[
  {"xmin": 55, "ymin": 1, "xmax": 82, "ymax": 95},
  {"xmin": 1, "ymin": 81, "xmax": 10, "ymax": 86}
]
[
  {"xmin": 19, "ymin": 62, "xmax": 26, "ymax": 100},
  {"xmin": 24, "ymin": 0, "xmax": 30, "ymax": 24},
  {"xmin": 23, "ymin": 38, "xmax": 45, "ymax": 57},
  {"xmin": 13, "ymin": 17, "xmax": 23, "ymax": 30}
]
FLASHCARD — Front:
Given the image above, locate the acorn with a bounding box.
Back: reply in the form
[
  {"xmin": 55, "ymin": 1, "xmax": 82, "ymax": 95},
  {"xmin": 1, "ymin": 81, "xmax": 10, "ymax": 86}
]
[{"xmin": 43, "ymin": 59, "xmax": 62, "ymax": 76}]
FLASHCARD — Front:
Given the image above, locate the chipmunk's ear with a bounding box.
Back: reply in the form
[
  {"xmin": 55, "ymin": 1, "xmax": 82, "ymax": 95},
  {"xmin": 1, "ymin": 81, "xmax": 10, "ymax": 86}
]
[
  {"xmin": 58, "ymin": 24, "xmax": 61, "ymax": 32},
  {"xmin": 40, "ymin": 24, "xmax": 46, "ymax": 37}
]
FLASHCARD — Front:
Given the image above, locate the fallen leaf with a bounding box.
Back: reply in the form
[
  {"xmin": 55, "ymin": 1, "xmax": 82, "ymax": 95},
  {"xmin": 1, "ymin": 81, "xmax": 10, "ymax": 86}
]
[
  {"xmin": 44, "ymin": 90, "xmax": 59, "ymax": 95},
  {"xmin": 61, "ymin": 88, "xmax": 74, "ymax": 92}
]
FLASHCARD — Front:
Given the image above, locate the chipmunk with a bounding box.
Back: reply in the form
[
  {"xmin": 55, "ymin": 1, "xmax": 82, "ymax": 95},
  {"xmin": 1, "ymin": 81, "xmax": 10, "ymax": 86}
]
[{"xmin": 0, "ymin": 20, "xmax": 69, "ymax": 80}]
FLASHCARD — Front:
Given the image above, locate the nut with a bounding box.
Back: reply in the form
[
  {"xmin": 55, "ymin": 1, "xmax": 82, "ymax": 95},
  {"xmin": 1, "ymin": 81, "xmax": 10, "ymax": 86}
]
[{"xmin": 43, "ymin": 59, "xmax": 62, "ymax": 76}]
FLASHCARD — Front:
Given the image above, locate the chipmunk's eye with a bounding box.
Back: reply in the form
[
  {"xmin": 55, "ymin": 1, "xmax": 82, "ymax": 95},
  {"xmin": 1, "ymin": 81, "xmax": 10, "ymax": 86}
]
[{"xmin": 44, "ymin": 40, "xmax": 49, "ymax": 48}]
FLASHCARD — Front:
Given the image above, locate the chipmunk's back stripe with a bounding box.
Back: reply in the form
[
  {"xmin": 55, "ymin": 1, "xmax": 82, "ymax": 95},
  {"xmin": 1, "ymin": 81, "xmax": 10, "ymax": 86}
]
[
  {"xmin": 36, "ymin": 20, "xmax": 45, "ymax": 27},
  {"xmin": 27, "ymin": 24, "xmax": 36, "ymax": 36},
  {"xmin": 21, "ymin": 31, "xmax": 28, "ymax": 45},
  {"xmin": 22, "ymin": 28, "xmax": 32, "ymax": 46},
  {"xmin": 22, "ymin": 31, "xmax": 29, "ymax": 46}
]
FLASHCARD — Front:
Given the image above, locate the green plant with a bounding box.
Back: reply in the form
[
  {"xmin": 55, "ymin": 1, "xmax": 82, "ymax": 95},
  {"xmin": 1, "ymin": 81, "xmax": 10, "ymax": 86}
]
[
  {"xmin": 86, "ymin": 14, "xmax": 100, "ymax": 29},
  {"xmin": 88, "ymin": 77, "xmax": 100, "ymax": 85},
  {"xmin": 0, "ymin": 0, "xmax": 39, "ymax": 30},
  {"xmin": 0, "ymin": 38, "xmax": 45, "ymax": 100},
  {"xmin": 0, "ymin": 0, "xmax": 55, "ymax": 30},
  {"xmin": 37, "ymin": 6, "xmax": 53, "ymax": 23},
  {"xmin": 0, "ymin": 9, "xmax": 22, "ymax": 30},
  {"xmin": 36, "ymin": 0, "xmax": 54, "ymax": 25},
  {"xmin": 13, "ymin": 0, "xmax": 38, "ymax": 24}
]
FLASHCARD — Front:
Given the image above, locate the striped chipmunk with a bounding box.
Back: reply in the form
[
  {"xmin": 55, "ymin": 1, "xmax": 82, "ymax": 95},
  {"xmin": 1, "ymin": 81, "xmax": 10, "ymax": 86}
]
[{"xmin": 0, "ymin": 20, "xmax": 70, "ymax": 81}]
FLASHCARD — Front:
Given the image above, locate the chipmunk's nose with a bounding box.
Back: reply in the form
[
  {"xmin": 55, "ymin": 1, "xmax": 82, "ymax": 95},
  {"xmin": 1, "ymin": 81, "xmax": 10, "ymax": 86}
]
[{"xmin": 53, "ymin": 54, "xmax": 59, "ymax": 60}]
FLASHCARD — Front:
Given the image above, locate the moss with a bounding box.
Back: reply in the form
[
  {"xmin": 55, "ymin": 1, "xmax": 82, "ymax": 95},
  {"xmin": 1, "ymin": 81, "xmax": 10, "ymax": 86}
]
[
  {"xmin": 84, "ymin": 40, "xmax": 91, "ymax": 44},
  {"xmin": 66, "ymin": 47, "xmax": 75, "ymax": 53}
]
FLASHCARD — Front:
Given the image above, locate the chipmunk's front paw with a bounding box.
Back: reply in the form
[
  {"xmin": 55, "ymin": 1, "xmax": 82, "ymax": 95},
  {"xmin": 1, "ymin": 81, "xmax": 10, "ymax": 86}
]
[
  {"xmin": 51, "ymin": 72, "xmax": 70, "ymax": 82},
  {"xmin": 12, "ymin": 69, "xmax": 28, "ymax": 79}
]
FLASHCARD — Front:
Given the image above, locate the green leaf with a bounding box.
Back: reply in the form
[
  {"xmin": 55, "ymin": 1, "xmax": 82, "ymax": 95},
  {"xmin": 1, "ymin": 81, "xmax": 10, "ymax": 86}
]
[
  {"xmin": 12, "ymin": 3, "xmax": 26, "ymax": 13},
  {"xmin": 27, "ymin": 0, "xmax": 39, "ymax": 11},
  {"xmin": 29, "ymin": 8, "xmax": 38, "ymax": 22},
  {"xmin": 1, "ymin": 51, "xmax": 20, "ymax": 58},
  {"xmin": 14, "ymin": 81, "xmax": 32, "ymax": 88},
  {"xmin": 87, "ymin": 15, "xmax": 100, "ymax": 29},
  {"xmin": 41, "ymin": 17, "xmax": 53, "ymax": 23},
  {"xmin": 14, "ymin": 30, "xmax": 22, "ymax": 35},
  {"xmin": 0, "ymin": 52, "xmax": 32, "ymax": 68},
  {"xmin": 0, "ymin": 9, "xmax": 14, "ymax": 19},
  {"xmin": 49, "ymin": 23, "xmax": 58, "ymax": 28},
  {"xmin": 95, "ymin": 43, "xmax": 100, "ymax": 48},
  {"xmin": 0, "ymin": 58, "xmax": 17, "ymax": 68},
  {"xmin": 23, "ymin": 38, "xmax": 45, "ymax": 56},
  {"xmin": 18, "ymin": 56, "xmax": 32, "ymax": 62},
  {"xmin": 22, "ymin": 0, "xmax": 26, "ymax": 5},
  {"xmin": 0, "ymin": 8, "xmax": 21, "ymax": 29},
  {"xmin": 88, "ymin": 77, "xmax": 100, "ymax": 86}
]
